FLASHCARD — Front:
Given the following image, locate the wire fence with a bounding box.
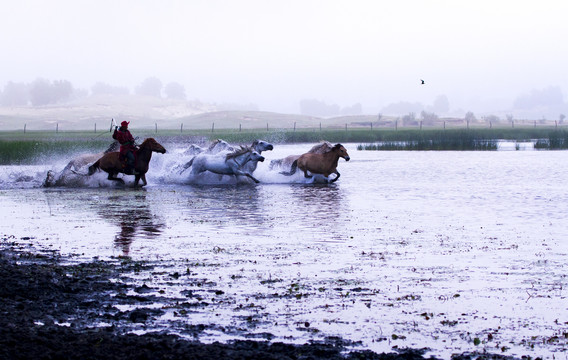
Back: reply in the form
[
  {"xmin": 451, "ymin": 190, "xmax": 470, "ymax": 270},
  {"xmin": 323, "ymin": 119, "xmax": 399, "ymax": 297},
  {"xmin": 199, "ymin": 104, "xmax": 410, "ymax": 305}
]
[{"xmin": 16, "ymin": 118, "xmax": 568, "ymax": 134}]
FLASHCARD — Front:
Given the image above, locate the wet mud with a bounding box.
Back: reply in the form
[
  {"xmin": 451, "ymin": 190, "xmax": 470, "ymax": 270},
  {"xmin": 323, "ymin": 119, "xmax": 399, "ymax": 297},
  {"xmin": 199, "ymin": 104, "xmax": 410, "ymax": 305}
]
[{"xmin": 0, "ymin": 239, "xmax": 522, "ymax": 360}]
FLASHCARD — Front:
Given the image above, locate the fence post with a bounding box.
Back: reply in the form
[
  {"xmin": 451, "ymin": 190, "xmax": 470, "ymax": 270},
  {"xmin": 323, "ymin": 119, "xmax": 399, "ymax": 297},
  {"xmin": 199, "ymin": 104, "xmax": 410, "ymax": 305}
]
[
  {"xmin": 293, "ymin": 122, "xmax": 296, "ymax": 132},
  {"xmin": 267, "ymin": 123, "xmax": 269, "ymax": 132},
  {"xmin": 155, "ymin": 123, "xmax": 158, "ymax": 133},
  {"xmin": 370, "ymin": 122, "xmax": 373, "ymax": 131},
  {"xmin": 181, "ymin": 123, "xmax": 183, "ymax": 133},
  {"xmin": 319, "ymin": 122, "xmax": 321, "ymax": 131},
  {"xmin": 395, "ymin": 120, "xmax": 398, "ymax": 131},
  {"xmin": 555, "ymin": 120, "xmax": 558, "ymax": 129},
  {"xmin": 24, "ymin": 124, "xmax": 26, "ymax": 133},
  {"xmin": 56, "ymin": 123, "xmax": 59, "ymax": 133},
  {"xmin": 420, "ymin": 121, "xmax": 422, "ymax": 130},
  {"xmin": 95, "ymin": 123, "xmax": 97, "ymax": 133},
  {"xmin": 490, "ymin": 121, "xmax": 492, "ymax": 129},
  {"xmin": 212, "ymin": 123, "xmax": 215, "ymax": 133},
  {"xmin": 239, "ymin": 124, "xmax": 242, "ymax": 132}
]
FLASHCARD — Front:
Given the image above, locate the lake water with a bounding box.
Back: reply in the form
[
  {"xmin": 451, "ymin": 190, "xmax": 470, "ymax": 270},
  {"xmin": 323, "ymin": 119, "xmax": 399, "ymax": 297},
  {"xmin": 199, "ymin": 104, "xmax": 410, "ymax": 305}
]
[{"xmin": 1, "ymin": 143, "xmax": 567, "ymax": 359}]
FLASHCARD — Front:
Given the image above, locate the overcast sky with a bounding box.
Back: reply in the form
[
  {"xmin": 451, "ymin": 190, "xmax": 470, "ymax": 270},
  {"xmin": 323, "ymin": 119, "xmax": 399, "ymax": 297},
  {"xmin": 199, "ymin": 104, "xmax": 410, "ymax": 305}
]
[{"xmin": 1, "ymin": 0, "xmax": 567, "ymax": 114}]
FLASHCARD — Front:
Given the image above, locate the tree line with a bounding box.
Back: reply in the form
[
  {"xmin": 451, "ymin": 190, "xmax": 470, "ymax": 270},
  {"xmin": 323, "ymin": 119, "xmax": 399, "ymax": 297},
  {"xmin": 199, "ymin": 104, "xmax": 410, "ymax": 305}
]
[{"xmin": 0, "ymin": 77, "xmax": 187, "ymax": 107}]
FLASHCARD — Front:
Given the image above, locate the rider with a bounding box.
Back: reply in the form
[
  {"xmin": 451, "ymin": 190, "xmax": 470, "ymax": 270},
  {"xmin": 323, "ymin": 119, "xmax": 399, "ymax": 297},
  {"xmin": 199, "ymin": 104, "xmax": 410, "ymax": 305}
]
[{"xmin": 112, "ymin": 121, "xmax": 138, "ymax": 174}]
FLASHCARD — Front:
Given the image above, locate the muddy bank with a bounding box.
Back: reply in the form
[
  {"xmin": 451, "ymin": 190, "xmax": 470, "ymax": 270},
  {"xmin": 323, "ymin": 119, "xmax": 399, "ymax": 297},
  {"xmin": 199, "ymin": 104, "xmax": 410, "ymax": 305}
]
[{"xmin": 0, "ymin": 239, "xmax": 523, "ymax": 360}]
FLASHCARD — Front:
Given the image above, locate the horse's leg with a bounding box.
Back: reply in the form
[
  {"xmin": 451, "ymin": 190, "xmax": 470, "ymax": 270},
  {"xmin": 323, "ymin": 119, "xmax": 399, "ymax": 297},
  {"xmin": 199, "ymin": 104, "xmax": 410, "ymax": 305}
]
[
  {"xmin": 133, "ymin": 174, "xmax": 141, "ymax": 187},
  {"xmin": 107, "ymin": 172, "xmax": 125, "ymax": 184},
  {"xmin": 329, "ymin": 171, "xmax": 341, "ymax": 183},
  {"xmin": 244, "ymin": 173, "xmax": 260, "ymax": 183},
  {"xmin": 234, "ymin": 169, "xmax": 260, "ymax": 183},
  {"xmin": 303, "ymin": 169, "xmax": 313, "ymax": 179},
  {"xmin": 136, "ymin": 174, "xmax": 148, "ymax": 186}
]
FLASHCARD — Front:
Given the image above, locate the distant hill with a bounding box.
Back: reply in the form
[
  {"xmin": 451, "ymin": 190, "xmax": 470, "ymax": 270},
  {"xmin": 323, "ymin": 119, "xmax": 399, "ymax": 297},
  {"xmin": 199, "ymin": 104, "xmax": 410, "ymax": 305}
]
[{"xmin": 0, "ymin": 94, "xmax": 381, "ymax": 132}]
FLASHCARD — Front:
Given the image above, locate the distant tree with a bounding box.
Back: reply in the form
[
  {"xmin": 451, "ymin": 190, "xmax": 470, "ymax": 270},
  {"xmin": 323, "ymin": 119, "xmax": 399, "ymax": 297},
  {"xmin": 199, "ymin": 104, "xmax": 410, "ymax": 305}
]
[
  {"xmin": 401, "ymin": 112, "xmax": 417, "ymax": 126},
  {"xmin": 506, "ymin": 114, "xmax": 514, "ymax": 122},
  {"xmin": 484, "ymin": 114, "xmax": 500, "ymax": 123},
  {"xmin": 29, "ymin": 78, "xmax": 55, "ymax": 106},
  {"xmin": 559, "ymin": 114, "xmax": 565, "ymax": 124},
  {"xmin": 135, "ymin": 77, "xmax": 162, "ymax": 97},
  {"xmin": 91, "ymin": 82, "xmax": 129, "ymax": 96},
  {"xmin": 340, "ymin": 103, "xmax": 362, "ymax": 116},
  {"xmin": 52, "ymin": 80, "xmax": 73, "ymax": 102},
  {"xmin": 1, "ymin": 81, "xmax": 29, "ymax": 106},
  {"xmin": 420, "ymin": 110, "xmax": 438, "ymax": 125},
  {"xmin": 28, "ymin": 78, "xmax": 75, "ymax": 106},
  {"xmin": 164, "ymin": 82, "xmax": 186, "ymax": 100},
  {"xmin": 464, "ymin": 111, "xmax": 476, "ymax": 122}
]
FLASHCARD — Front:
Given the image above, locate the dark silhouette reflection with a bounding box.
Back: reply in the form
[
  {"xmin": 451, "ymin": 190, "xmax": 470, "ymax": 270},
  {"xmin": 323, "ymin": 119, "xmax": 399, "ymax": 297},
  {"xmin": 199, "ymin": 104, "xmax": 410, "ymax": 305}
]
[
  {"xmin": 96, "ymin": 191, "xmax": 164, "ymax": 256},
  {"xmin": 289, "ymin": 184, "xmax": 346, "ymax": 236}
]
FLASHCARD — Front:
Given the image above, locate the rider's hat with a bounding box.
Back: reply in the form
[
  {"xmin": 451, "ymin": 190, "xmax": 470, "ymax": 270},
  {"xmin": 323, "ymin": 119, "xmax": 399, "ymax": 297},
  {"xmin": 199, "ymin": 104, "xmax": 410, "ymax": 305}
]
[{"xmin": 121, "ymin": 121, "xmax": 130, "ymax": 128}]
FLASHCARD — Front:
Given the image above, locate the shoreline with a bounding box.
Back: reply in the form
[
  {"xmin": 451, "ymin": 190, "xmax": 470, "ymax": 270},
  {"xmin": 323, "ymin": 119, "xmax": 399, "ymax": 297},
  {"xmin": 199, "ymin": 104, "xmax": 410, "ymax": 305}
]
[{"xmin": 0, "ymin": 237, "xmax": 523, "ymax": 360}]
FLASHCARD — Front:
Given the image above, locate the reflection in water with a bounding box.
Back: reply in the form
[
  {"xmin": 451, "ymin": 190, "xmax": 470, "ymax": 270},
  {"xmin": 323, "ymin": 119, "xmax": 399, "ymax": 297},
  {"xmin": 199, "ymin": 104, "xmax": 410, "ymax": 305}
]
[
  {"xmin": 287, "ymin": 184, "xmax": 346, "ymax": 241},
  {"xmin": 187, "ymin": 185, "xmax": 265, "ymax": 230},
  {"xmin": 96, "ymin": 192, "xmax": 164, "ymax": 256}
]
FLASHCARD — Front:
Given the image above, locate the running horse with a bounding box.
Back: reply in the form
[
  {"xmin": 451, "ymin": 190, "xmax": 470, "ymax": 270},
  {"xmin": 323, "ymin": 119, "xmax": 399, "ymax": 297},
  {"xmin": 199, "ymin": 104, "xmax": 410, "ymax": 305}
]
[
  {"xmin": 87, "ymin": 138, "xmax": 166, "ymax": 186},
  {"xmin": 280, "ymin": 143, "xmax": 350, "ymax": 183},
  {"xmin": 43, "ymin": 141, "xmax": 119, "ymax": 187},
  {"xmin": 269, "ymin": 141, "xmax": 333, "ymax": 170},
  {"xmin": 186, "ymin": 145, "xmax": 265, "ymax": 183}
]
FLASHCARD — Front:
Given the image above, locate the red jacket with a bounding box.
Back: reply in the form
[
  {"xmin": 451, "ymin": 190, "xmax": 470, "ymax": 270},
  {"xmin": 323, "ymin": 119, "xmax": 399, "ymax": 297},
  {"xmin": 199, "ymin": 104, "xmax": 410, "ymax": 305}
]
[{"xmin": 112, "ymin": 128, "xmax": 136, "ymax": 155}]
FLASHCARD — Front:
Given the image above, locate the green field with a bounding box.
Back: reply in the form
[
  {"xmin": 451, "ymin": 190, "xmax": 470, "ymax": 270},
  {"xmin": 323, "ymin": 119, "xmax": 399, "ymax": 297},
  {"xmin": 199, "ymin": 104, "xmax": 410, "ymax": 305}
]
[{"xmin": 1, "ymin": 127, "xmax": 567, "ymax": 165}]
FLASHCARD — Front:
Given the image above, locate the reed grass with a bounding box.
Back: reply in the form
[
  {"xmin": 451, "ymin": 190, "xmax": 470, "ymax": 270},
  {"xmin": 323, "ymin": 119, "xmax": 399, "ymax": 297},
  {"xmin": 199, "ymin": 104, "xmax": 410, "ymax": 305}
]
[
  {"xmin": 0, "ymin": 138, "xmax": 111, "ymax": 165},
  {"xmin": 0, "ymin": 128, "xmax": 566, "ymax": 164},
  {"xmin": 533, "ymin": 130, "xmax": 568, "ymax": 149},
  {"xmin": 357, "ymin": 130, "xmax": 498, "ymax": 151}
]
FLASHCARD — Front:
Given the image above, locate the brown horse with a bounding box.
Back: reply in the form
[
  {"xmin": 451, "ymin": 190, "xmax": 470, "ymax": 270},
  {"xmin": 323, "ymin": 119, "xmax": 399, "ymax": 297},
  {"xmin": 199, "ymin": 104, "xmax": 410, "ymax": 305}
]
[
  {"xmin": 280, "ymin": 143, "xmax": 350, "ymax": 183},
  {"xmin": 88, "ymin": 138, "xmax": 166, "ymax": 186},
  {"xmin": 269, "ymin": 141, "xmax": 333, "ymax": 170}
]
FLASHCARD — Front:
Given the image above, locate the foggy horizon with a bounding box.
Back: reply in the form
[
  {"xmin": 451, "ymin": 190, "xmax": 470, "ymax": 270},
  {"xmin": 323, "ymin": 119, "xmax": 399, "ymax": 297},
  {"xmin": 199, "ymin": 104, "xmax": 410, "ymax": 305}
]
[{"xmin": 2, "ymin": 1, "xmax": 568, "ymax": 118}]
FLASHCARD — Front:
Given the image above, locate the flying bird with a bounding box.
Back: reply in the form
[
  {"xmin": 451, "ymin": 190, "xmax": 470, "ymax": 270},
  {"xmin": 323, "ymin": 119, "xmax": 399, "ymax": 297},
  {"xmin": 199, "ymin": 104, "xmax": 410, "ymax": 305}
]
[{"xmin": 420, "ymin": 79, "xmax": 425, "ymax": 85}]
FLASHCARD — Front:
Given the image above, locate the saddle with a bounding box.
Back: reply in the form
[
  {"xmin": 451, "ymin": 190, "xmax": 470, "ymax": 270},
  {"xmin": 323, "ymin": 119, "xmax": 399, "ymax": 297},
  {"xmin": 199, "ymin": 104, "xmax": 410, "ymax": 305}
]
[{"xmin": 119, "ymin": 149, "xmax": 138, "ymax": 173}]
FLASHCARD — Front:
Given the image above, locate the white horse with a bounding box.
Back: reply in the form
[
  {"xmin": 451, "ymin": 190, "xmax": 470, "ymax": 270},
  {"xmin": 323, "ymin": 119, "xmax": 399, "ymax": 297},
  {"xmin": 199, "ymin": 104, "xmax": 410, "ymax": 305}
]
[
  {"xmin": 186, "ymin": 146, "xmax": 265, "ymax": 183},
  {"xmin": 179, "ymin": 139, "xmax": 234, "ymax": 172},
  {"xmin": 44, "ymin": 141, "xmax": 119, "ymax": 187},
  {"xmin": 241, "ymin": 139, "xmax": 274, "ymax": 175},
  {"xmin": 182, "ymin": 139, "xmax": 233, "ymax": 156}
]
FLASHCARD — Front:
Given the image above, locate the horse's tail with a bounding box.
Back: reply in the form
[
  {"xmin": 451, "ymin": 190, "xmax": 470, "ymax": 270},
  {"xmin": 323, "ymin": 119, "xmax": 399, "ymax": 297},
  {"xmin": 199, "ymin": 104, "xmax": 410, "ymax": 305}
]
[
  {"xmin": 88, "ymin": 160, "xmax": 100, "ymax": 175},
  {"xmin": 179, "ymin": 157, "xmax": 195, "ymax": 174},
  {"xmin": 269, "ymin": 159, "xmax": 281, "ymax": 170},
  {"xmin": 279, "ymin": 160, "xmax": 298, "ymax": 176}
]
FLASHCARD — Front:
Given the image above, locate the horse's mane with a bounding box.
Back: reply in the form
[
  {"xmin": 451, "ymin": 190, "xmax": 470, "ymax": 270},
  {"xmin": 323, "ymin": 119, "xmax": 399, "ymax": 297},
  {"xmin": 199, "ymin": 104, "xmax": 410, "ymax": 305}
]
[
  {"xmin": 225, "ymin": 145, "xmax": 252, "ymax": 160},
  {"xmin": 139, "ymin": 138, "xmax": 155, "ymax": 146},
  {"xmin": 208, "ymin": 139, "xmax": 226, "ymax": 151},
  {"xmin": 309, "ymin": 141, "xmax": 333, "ymax": 154}
]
